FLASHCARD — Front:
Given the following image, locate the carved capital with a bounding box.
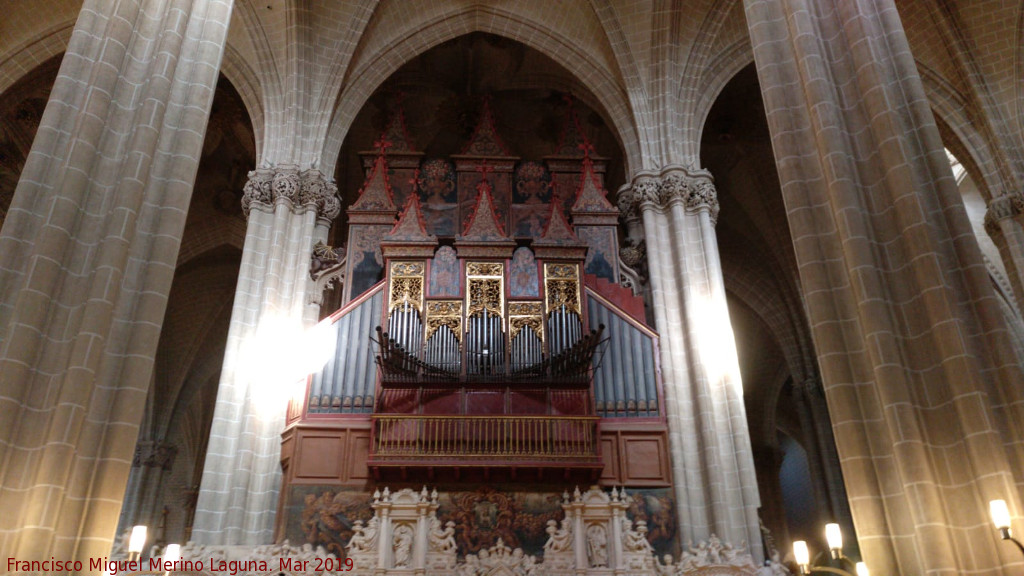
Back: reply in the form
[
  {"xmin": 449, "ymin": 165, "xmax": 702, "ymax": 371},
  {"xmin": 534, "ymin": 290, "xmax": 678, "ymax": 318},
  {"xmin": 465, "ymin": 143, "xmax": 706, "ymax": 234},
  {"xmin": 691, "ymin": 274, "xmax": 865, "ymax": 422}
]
[
  {"xmin": 658, "ymin": 173, "xmax": 686, "ymax": 207},
  {"xmin": 633, "ymin": 176, "xmax": 662, "ymax": 211},
  {"xmin": 132, "ymin": 441, "xmax": 177, "ymax": 471},
  {"xmin": 300, "ymin": 170, "xmax": 342, "ymax": 221},
  {"xmin": 240, "ymin": 168, "xmax": 274, "ymax": 216},
  {"xmin": 984, "ymin": 192, "xmax": 1024, "ymax": 235},
  {"xmin": 272, "ymin": 167, "xmax": 302, "ymax": 203},
  {"xmin": 616, "ymin": 183, "xmax": 641, "ymax": 221},
  {"xmin": 242, "ymin": 167, "xmax": 341, "ymax": 220},
  {"xmin": 686, "ymin": 178, "xmax": 720, "ymax": 223}
]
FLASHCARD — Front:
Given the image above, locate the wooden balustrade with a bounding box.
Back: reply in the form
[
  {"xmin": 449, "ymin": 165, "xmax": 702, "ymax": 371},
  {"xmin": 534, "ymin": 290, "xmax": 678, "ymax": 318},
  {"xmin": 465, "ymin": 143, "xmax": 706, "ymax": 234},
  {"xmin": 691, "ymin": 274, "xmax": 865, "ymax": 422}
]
[{"xmin": 370, "ymin": 414, "xmax": 600, "ymax": 463}]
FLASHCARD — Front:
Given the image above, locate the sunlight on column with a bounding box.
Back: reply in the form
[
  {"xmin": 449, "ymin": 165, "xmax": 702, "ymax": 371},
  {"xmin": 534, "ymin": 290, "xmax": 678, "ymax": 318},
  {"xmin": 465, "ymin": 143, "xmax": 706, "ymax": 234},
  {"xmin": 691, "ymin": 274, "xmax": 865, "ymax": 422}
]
[
  {"xmin": 691, "ymin": 292, "xmax": 743, "ymax": 395},
  {"xmin": 240, "ymin": 314, "xmax": 337, "ymax": 418}
]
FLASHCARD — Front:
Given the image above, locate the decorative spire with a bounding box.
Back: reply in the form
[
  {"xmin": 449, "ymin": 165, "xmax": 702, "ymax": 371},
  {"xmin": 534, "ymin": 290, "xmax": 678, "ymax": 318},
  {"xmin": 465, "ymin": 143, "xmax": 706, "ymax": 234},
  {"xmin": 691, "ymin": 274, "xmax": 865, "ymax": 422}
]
[
  {"xmin": 381, "ymin": 101, "xmax": 416, "ymax": 153},
  {"xmin": 553, "ymin": 94, "xmax": 589, "ymax": 157},
  {"xmin": 385, "ymin": 193, "xmax": 435, "ymax": 242},
  {"xmin": 459, "ymin": 177, "xmax": 508, "ymax": 241},
  {"xmin": 460, "ymin": 97, "xmax": 511, "ymax": 157},
  {"xmin": 571, "ymin": 143, "xmax": 616, "ymax": 213},
  {"xmin": 349, "ymin": 133, "xmax": 397, "ymax": 212},
  {"xmin": 537, "ymin": 202, "xmax": 580, "ymax": 245}
]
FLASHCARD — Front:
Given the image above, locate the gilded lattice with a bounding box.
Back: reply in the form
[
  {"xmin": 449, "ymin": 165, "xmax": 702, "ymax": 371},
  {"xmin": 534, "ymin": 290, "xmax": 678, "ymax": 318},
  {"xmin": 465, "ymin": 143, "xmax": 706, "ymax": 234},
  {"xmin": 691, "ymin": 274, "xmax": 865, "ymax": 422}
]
[
  {"xmin": 466, "ymin": 262, "xmax": 503, "ymax": 277},
  {"xmin": 389, "ymin": 261, "xmax": 425, "ymax": 313},
  {"xmin": 508, "ymin": 301, "xmax": 544, "ymax": 341},
  {"xmin": 392, "ymin": 261, "xmax": 425, "ymax": 277},
  {"xmin": 544, "ymin": 263, "xmax": 580, "ymax": 315},
  {"xmin": 467, "ymin": 279, "xmax": 503, "ymax": 318},
  {"xmin": 426, "ymin": 300, "xmax": 463, "ymax": 341},
  {"xmin": 466, "ymin": 262, "xmax": 504, "ymax": 319}
]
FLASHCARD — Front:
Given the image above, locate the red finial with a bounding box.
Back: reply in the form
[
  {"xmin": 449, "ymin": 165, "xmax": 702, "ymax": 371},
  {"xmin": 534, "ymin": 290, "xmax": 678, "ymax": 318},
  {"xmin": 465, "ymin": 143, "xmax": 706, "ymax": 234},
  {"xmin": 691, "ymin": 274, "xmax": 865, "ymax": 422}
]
[
  {"xmin": 408, "ymin": 168, "xmax": 421, "ymax": 191},
  {"xmin": 374, "ymin": 137, "xmax": 393, "ymax": 155},
  {"xmin": 578, "ymin": 141, "xmax": 596, "ymax": 158},
  {"xmin": 475, "ymin": 161, "xmax": 494, "ymax": 180}
]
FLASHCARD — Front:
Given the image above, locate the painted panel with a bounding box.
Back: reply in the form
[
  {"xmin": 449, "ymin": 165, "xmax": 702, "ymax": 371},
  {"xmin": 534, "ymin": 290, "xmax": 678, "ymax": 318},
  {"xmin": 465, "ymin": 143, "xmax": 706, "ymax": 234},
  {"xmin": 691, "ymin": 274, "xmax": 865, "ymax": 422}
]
[
  {"xmin": 428, "ymin": 246, "xmax": 460, "ymax": 297},
  {"xmin": 284, "ymin": 485, "xmax": 679, "ymax": 560},
  {"xmin": 508, "ymin": 247, "xmax": 540, "ymax": 298}
]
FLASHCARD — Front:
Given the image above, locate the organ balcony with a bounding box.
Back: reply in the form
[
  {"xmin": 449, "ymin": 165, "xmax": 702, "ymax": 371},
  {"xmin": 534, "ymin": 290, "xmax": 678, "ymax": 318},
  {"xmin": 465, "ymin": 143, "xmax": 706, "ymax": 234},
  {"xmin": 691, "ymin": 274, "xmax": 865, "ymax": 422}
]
[{"xmin": 365, "ymin": 258, "xmax": 607, "ymax": 480}]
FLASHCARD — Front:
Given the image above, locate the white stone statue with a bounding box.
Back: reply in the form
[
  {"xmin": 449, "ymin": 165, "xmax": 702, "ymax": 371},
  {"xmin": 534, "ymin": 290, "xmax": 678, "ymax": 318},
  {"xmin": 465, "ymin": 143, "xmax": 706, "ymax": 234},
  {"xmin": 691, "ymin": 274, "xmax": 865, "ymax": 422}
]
[
  {"xmin": 428, "ymin": 513, "xmax": 457, "ymax": 553},
  {"xmin": 392, "ymin": 523, "xmax": 414, "ymax": 568},
  {"xmin": 586, "ymin": 523, "xmax": 608, "ymax": 568},
  {"xmin": 347, "ymin": 517, "xmax": 379, "ymax": 553},
  {"xmin": 543, "ymin": 518, "xmax": 573, "ymax": 553},
  {"xmin": 623, "ymin": 518, "xmax": 654, "ymax": 553}
]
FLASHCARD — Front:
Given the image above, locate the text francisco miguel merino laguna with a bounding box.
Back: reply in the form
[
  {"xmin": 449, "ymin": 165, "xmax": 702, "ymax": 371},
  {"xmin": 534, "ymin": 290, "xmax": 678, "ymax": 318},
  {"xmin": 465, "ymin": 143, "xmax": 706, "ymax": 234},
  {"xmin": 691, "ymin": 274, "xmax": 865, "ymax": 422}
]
[{"xmin": 8, "ymin": 555, "xmax": 354, "ymax": 574}]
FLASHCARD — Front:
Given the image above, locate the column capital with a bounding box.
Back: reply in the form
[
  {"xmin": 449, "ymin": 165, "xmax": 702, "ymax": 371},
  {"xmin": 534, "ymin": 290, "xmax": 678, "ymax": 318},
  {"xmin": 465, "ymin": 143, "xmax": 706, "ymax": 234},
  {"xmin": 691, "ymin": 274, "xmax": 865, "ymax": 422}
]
[
  {"xmin": 242, "ymin": 166, "xmax": 341, "ymax": 221},
  {"xmin": 622, "ymin": 167, "xmax": 720, "ymax": 223},
  {"xmin": 984, "ymin": 191, "xmax": 1024, "ymax": 235}
]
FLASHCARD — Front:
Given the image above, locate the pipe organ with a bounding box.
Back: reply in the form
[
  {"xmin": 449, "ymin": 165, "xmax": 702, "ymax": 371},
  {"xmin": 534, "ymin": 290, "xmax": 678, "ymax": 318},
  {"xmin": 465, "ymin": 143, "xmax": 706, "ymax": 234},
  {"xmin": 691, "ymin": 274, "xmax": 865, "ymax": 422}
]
[{"xmin": 284, "ymin": 101, "xmax": 670, "ymax": 493}]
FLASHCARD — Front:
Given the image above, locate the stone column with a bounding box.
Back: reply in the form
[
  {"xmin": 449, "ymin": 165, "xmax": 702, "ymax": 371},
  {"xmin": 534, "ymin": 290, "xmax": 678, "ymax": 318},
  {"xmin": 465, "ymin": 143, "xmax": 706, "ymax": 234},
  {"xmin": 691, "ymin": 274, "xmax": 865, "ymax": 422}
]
[
  {"xmin": 619, "ymin": 166, "xmax": 763, "ymax": 561},
  {"xmin": 793, "ymin": 380, "xmax": 856, "ymax": 557},
  {"xmin": 0, "ymin": 0, "xmax": 232, "ymax": 562},
  {"xmin": 190, "ymin": 167, "xmax": 339, "ymax": 544},
  {"xmin": 985, "ymin": 192, "xmax": 1024, "ymax": 312},
  {"xmin": 744, "ymin": 0, "xmax": 1024, "ymax": 573}
]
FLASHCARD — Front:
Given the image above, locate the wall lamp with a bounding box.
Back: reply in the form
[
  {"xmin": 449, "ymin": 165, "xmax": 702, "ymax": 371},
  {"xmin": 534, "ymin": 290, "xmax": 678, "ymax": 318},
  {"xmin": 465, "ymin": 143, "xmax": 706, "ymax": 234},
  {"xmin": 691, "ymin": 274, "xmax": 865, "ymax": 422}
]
[
  {"xmin": 793, "ymin": 523, "xmax": 868, "ymax": 576},
  {"xmin": 990, "ymin": 500, "xmax": 1024, "ymax": 559}
]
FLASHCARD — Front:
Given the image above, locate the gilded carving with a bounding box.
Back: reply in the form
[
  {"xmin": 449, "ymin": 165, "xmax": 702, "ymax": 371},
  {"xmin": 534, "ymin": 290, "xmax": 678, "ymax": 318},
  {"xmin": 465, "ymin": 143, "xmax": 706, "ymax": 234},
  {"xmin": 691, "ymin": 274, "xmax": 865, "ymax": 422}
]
[
  {"xmin": 467, "ymin": 262, "xmax": 503, "ymax": 277},
  {"xmin": 389, "ymin": 277, "xmax": 423, "ymax": 313},
  {"xmin": 544, "ymin": 263, "xmax": 580, "ymax": 315},
  {"xmin": 509, "ymin": 301, "xmax": 544, "ymax": 341},
  {"xmin": 466, "ymin": 262, "xmax": 504, "ymax": 319},
  {"xmin": 392, "ymin": 261, "xmax": 426, "ymax": 277},
  {"xmin": 426, "ymin": 300, "xmax": 463, "ymax": 342},
  {"xmin": 467, "ymin": 278, "xmax": 503, "ymax": 318}
]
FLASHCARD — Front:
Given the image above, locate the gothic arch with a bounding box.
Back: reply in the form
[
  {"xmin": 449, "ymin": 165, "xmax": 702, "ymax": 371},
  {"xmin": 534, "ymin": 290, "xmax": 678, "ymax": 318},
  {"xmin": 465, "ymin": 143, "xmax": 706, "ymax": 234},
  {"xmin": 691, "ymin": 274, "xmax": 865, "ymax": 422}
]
[
  {"xmin": 220, "ymin": 46, "xmax": 265, "ymax": 167},
  {"xmin": 0, "ymin": 22, "xmax": 73, "ymax": 95},
  {"xmin": 918, "ymin": 63, "xmax": 1008, "ymax": 202},
  {"xmin": 689, "ymin": 40, "xmax": 754, "ymax": 165},
  {"xmin": 320, "ymin": 6, "xmax": 643, "ymax": 177}
]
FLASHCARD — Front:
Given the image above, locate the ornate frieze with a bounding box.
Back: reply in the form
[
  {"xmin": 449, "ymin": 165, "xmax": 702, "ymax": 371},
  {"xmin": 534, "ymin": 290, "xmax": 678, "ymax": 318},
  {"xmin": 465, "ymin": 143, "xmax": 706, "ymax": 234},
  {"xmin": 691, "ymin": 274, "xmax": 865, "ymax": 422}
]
[
  {"xmin": 388, "ymin": 261, "xmax": 425, "ymax": 313},
  {"xmin": 241, "ymin": 167, "xmax": 341, "ymax": 221},
  {"xmin": 544, "ymin": 262, "xmax": 581, "ymax": 316},
  {"xmin": 621, "ymin": 168, "xmax": 720, "ymax": 223},
  {"xmin": 425, "ymin": 300, "xmax": 463, "ymax": 342},
  {"xmin": 508, "ymin": 301, "xmax": 544, "ymax": 341},
  {"xmin": 466, "ymin": 261, "xmax": 505, "ymax": 318},
  {"xmin": 984, "ymin": 191, "xmax": 1024, "ymax": 235}
]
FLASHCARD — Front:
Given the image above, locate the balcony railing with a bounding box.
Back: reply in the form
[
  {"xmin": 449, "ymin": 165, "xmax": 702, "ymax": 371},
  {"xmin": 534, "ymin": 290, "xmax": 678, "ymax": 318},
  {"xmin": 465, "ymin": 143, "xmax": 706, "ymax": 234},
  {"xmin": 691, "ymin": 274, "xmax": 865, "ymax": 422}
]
[{"xmin": 369, "ymin": 414, "xmax": 600, "ymax": 464}]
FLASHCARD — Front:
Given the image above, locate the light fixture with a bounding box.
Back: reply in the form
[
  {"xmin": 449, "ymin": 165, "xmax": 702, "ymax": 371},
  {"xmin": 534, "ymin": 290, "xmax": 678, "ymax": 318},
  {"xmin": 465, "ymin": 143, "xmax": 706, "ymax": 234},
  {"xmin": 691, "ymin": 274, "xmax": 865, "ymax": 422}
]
[
  {"xmin": 128, "ymin": 525, "xmax": 147, "ymax": 561},
  {"xmin": 825, "ymin": 523, "xmax": 843, "ymax": 559},
  {"xmin": 990, "ymin": 499, "xmax": 1024, "ymax": 558},
  {"xmin": 792, "ymin": 524, "xmax": 866, "ymax": 576},
  {"xmin": 163, "ymin": 544, "xmax": 180, "ymax": 563},
  {"xmin": 163, "ymin": 544, "xmax": 180, "ymax": 576}
]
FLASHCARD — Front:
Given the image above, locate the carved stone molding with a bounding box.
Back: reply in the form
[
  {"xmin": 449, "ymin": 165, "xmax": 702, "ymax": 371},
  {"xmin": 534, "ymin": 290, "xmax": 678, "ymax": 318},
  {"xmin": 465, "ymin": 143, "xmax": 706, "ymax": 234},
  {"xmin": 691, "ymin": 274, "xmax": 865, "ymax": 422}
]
[
  {"xmin": 242, "ymin": 166, "xmax": 341, "ymax": 221},
  {"xmin": 624, "ymin": 167, "xmax": 720, "ymax": 222},
  {"xmin": 984, "ymin": 191, "xmax": 1024, "ymax": 235},
  {"xmin": 131, "ymin": 441, "xmax": 177, "ymax": 471}
]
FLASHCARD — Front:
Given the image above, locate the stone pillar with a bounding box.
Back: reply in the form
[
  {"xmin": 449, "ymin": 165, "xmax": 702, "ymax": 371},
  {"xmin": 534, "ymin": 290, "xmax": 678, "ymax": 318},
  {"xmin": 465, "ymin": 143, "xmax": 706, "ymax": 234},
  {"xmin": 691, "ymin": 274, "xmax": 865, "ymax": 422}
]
[
  {"xmin": 190, "ymin": 167, "xmax": 339, "ymax": 544},
  {"xmin": 793, "ymin": 380, "xmax": 856, "ymax": 557},
  {"xmin": 985, "ymin": 192, "xmax": 1024, "ymax": 312},
  {"xmin": 619, "ymin": 166, "xmax": 763, "ymax": 561},
  {"xmin": 744, "ymin": 0, "xmax": 1024, "ymax": 573},
  {"xmin": 0, "ymin": 0, "xmax": 231, "ymax": 562}
]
